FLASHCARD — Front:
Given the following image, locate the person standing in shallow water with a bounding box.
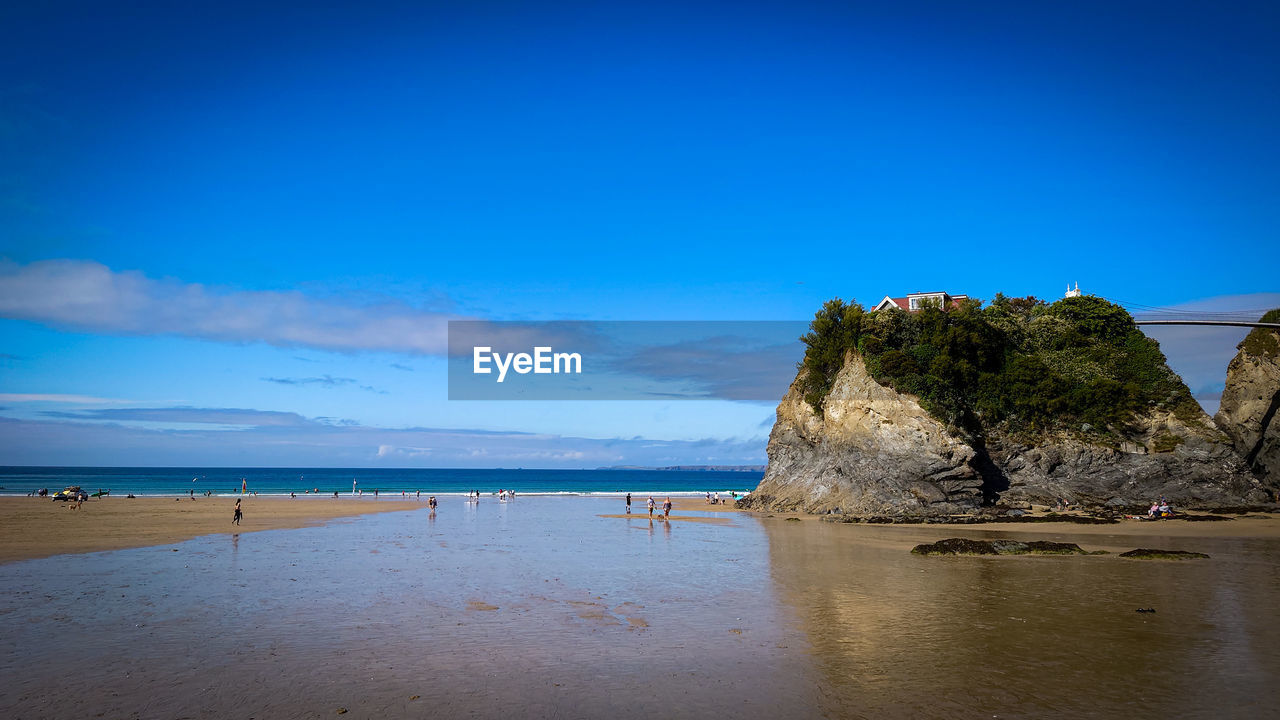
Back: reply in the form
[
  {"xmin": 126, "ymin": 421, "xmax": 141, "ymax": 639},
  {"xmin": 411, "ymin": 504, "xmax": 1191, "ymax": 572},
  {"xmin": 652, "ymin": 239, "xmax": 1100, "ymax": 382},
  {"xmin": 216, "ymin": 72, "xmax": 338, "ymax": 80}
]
[
  {"xmin": 647, "ymin": 496, "xmax": 655, "ymax": 518},
  {"xmin": 625, "ymin": 493, "xmax": 632, "ymax": 514},
  {"xmin": 663, "ymin": 497, "xmax": 672, "ymax": 520},
  {"xmin": 232, "ymin": 498, "xmax": 242, "ymax": 525}
]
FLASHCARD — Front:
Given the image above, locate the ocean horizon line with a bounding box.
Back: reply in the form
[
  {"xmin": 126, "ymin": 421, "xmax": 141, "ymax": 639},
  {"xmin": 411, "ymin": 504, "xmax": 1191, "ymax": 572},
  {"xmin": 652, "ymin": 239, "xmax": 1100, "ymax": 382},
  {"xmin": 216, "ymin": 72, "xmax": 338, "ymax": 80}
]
[
  {"xmin": 0, "ymin": 466, "xmax": 762, "ymax": 498},
  {"xmin": 0, "ymin": 464, "xmax": 765, "ymax": 472}
]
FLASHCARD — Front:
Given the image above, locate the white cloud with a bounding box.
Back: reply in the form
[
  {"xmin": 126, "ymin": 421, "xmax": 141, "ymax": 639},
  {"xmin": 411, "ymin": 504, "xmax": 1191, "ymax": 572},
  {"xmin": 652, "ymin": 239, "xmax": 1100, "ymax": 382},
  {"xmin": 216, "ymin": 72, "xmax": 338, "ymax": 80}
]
[
  {"xmin": 0, "ymin": 413, "xmax": 768, "ymax": 468},
  {"xmin": 0, "ymin": 259, "xmax": 461, "ymax": 355},
  {"xmin": 0, "ymin": 393, "xmax": 132, "ymax": 404}
]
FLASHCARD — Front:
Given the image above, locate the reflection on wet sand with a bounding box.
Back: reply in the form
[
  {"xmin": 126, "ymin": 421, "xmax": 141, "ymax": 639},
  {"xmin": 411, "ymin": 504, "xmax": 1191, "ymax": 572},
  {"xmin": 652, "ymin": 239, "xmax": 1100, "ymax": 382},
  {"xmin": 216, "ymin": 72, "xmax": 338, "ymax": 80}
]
[
  {"xmin": 760, "ymin": 520, "xmax": 1280, "ymax": 719},
  {"xmin": 0, "ymin": 497, "xmax": 817, "ymax": 719},
  {"xmin": 5, "ymin": 499, "xmax": 1278, "ymax": 719}
]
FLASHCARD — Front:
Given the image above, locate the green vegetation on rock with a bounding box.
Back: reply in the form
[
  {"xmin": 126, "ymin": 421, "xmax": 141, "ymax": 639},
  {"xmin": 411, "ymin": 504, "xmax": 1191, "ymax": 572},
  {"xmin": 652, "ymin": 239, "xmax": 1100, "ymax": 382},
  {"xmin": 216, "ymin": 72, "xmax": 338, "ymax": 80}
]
[
  {"xmin": 1239, "ymin": 308, "xmax": 1280, "ymax": 358},
  {"xmin": 1151, "ymin": 432, "xmax": 1185, "ymax": 453},
  {"xmin": 798, "ymin": 295, "xmax": 1202, "ymax": 438}
]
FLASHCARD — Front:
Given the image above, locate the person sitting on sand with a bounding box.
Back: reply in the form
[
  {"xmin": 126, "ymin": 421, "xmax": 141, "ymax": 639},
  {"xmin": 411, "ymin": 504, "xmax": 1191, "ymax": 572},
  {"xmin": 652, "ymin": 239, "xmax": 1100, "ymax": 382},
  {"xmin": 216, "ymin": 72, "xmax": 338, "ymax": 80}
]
[
  {"xmin": 1158, "ymin": 501, "xmax": 1170, "ymax": 516},
  {"xmin": 663, "ymin": 497, "xmax": 672, "ymax": 519},
  {"xmin": 1148, "ymin": 502, "xmax": 1159, "ymax": 518},
  {"xmin": 647, "ymin": 496, "xmax": 656, "ymax": 517}
]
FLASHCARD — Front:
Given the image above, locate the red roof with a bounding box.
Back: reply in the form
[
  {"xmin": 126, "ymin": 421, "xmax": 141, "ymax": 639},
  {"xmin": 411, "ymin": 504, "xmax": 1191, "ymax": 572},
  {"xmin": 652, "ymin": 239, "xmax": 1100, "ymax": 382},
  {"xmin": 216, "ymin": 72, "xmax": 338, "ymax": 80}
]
[{"xmin": 874, "ymin": 292, "xmax": 972, "ymax": 312}]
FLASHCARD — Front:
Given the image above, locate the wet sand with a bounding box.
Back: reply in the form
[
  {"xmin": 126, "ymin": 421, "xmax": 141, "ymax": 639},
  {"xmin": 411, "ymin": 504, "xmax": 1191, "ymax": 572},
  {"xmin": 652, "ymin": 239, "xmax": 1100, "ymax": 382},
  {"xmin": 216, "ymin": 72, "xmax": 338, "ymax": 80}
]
[
  {"xmin": 749, "ymin": 511, "xmax": 1280, "ymax": 544},
  {"xmin": 0, "ymin": 496, "xmax": 423, "ymax": 564},
  {"xmin": 596, "ymin": 496, "xmax": 747, "ymax": 522},
  {"xmin": 2, "ymin": 496, "xmax": 1279, "ymax": 719},
  {"xmin": 753, "ymin": 511, "xmax": 1280, "ymax": 719},
  {"xmin": 4, "ymin": 493, "xmax": 1275, "ymax": 566}
]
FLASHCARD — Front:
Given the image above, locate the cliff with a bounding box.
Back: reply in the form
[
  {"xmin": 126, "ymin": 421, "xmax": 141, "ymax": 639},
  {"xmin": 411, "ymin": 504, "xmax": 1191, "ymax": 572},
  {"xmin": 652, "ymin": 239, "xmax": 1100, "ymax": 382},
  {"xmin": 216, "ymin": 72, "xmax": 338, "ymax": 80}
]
[
  {"xmin": 746, "ymin": 352, "xmax": 982, "ymax": 515},
  {"xmin": 1215, "ymin": 311, "xmax": 1280, "ymax": 482},
  {"xmin": 742, "ymin": 297, "xmax": 1274, "ymax": 516}
]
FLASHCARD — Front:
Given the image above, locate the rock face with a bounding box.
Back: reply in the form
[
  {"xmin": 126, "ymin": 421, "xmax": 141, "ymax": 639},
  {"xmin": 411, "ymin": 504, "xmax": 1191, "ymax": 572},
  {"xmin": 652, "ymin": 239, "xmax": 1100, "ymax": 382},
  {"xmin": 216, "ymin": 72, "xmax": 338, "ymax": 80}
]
[
  {"xmin": 742, "ymin": 353, "xmax": 981, "ymax": 515},
  {"xmin": 1215, "ymin": 322, "xmax": 1280, "ymax": 483},
  {"xmin": 742, "ymin": 351, "xmax": 1272, "ymax": 516},
  {"xmin": 985, "ymin": 409, "xmax": 1266, "ymax": 508}
]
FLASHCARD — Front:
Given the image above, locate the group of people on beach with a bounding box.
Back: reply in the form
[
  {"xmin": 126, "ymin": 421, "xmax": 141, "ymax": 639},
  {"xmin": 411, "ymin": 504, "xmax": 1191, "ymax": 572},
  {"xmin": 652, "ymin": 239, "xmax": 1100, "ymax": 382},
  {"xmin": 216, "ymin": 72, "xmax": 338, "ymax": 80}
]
[
  {"xmin": 1147, "ymin": 498, "xmax": 1172, "ymax": 518},
  {"xmin": 623, "ymin": 493, "xmax": 673, "ymax": 520}
]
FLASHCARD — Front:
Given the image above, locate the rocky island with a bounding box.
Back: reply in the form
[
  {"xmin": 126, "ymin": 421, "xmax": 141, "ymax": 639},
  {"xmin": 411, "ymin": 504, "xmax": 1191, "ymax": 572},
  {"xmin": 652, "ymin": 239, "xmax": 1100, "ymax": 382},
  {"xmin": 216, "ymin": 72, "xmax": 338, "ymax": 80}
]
[
  {"xmin": 1215, "ymin": 309, "xmax": 1280, "ymax": 481},
  {"xmin": 741, "ymin": 295, "xmax": 1276, "ymax": 517}
]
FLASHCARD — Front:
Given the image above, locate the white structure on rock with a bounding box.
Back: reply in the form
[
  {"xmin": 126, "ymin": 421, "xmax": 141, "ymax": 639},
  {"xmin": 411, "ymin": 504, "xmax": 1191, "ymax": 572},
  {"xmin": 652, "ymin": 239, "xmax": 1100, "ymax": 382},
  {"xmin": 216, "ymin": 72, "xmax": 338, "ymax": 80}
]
[{"xmin": 872, "ymin": 291, "xmax": 970, "ymax": 312}]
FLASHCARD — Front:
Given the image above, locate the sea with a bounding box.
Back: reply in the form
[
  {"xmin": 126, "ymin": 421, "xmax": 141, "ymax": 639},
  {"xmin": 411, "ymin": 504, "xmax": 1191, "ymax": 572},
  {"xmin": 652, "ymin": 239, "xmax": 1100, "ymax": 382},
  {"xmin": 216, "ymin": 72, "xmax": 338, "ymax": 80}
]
[{"xmin": 0, "ymin": 466, "xmax": 761, "ymax": 498}]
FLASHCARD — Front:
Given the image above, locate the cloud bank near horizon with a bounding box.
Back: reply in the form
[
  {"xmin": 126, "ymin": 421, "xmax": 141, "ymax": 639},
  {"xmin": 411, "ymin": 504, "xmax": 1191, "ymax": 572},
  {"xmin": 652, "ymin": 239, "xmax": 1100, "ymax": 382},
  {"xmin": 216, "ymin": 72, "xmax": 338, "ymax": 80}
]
[
  {"xmin": 0, "ymin": 259, "xmax": 460, "ymax": 355},
  {"xmin": 0, "ymin": 412, "xmax": 768, "ymax": 468},
  {"xmin": 3, "ymin": 258, "xmax": 1275, "ymax": 413}
]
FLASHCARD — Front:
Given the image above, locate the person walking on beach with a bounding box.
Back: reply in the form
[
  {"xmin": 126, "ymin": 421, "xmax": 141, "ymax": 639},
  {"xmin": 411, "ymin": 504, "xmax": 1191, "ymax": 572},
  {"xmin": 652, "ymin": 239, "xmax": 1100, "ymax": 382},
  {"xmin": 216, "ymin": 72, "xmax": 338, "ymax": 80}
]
[
  {"xmin": 232, "ymin": 498, "xmax": 242, "ymax": 525},
  {"xmin": 647, "ymin": 495, "xmax": 656, "ymax": 518},
  {"xmin": 625, "ymin": 493, "xmax": 632, "ymax": 514},
  {"xmin": 428, "ymin": 495, "xmax": 437, "ymax": 511},
  {"xmin": 663, "ymin": 497, "xmax": 672, "ymax": 520}
]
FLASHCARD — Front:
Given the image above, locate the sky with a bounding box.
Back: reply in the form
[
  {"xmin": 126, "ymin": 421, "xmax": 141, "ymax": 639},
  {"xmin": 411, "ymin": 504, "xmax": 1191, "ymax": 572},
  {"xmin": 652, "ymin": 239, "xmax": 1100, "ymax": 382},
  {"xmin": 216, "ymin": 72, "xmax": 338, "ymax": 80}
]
[{"xmin": 1, "ymin": 0, "xmax": 1278, "ymax": 467}]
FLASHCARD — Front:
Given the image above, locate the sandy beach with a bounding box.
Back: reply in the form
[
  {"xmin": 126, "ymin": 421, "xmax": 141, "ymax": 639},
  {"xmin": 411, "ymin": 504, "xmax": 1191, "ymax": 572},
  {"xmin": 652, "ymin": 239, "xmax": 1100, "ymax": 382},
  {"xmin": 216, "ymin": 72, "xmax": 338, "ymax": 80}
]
[
  {"xmin": 4, "ymin": 493, "xmax": 1276, "ymax": 567},
  {"xmin": 0, "ymin": 495, "xmax": 424, "ymax": 565},
  {"xmin": 3, "ymin": 494, "xmax": 1279, "ymax": 719}
]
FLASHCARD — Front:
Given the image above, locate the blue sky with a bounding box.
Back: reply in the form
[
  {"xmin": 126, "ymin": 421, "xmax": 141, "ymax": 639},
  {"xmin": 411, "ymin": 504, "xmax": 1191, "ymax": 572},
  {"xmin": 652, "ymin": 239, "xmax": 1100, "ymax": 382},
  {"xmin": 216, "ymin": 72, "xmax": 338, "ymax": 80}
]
[{"xmin": 2, "ymin": 0, "xmax": 1278, "ymax": 466}]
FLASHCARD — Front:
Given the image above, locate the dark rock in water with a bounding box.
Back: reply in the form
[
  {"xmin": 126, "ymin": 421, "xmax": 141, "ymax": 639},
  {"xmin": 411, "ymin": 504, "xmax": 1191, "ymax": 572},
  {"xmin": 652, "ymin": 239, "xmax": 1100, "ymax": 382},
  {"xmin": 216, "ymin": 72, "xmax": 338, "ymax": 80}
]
[
  {"xmin": 1118, "ymin": 548, "xmax": 1210, "ymax": 560},
  {"xmin": 1208, "ymin": 505, "xmax": 1279, "ymax": 514},
  {"xmin": 816, "ymin": 512, "xmax": 1118, "ymax": 526},
  {"xmin": 784, "ymin": 517, "xmax": 801, "ymax": 522},
  {"xmin": 911, "ymin": 538, "xmax": 1091, "ymax": 556},
  {"xmin": 992, "ymin": 513, "xmax": 1117, "ymax": 525}
]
